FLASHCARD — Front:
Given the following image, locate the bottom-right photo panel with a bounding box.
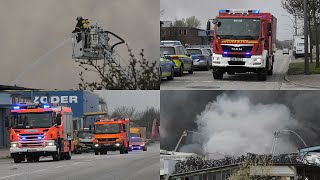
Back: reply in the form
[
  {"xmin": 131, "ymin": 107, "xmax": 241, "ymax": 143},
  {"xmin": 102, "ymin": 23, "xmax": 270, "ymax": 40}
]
[{"xmin": 160, "ymin": 91, "xmax": 320, "ymax": 180}]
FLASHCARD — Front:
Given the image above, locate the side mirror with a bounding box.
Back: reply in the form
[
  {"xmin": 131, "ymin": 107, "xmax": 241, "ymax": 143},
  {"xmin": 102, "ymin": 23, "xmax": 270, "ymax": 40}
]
[
  {"xmin": 56, "ymin": 114, "xmax": 62, "ymax": 125},
  {"xmin": 186, "ymin": 53, "xmax": 190, "ymax": 57},
  {"xmin": 212, "ymin": 19, "xmax": 218, "ymax": 24},
  {"xmin": 217, "ymin": 22, "xmax": 221, "ymax": 27},
  {"xmin": 206, "ymin": 21, "xmax": 211, "ymax": 31}
]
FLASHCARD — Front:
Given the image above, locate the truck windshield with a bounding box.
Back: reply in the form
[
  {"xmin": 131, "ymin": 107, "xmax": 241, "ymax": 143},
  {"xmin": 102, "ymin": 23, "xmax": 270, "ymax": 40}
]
[
  {"xmin": 79, "ymin": 132, "xmax": 93, "ymax": 139},
  {"xmin": 216, "ymin": 18, "xmax": 261, "ymax": 40},
  {"xmin": 95, "ymin": 124, "xmax": 120, "ymax": 134},
  {"xmin": 11, "ymin": 112, "xmax": 52, "ymax": 129}
]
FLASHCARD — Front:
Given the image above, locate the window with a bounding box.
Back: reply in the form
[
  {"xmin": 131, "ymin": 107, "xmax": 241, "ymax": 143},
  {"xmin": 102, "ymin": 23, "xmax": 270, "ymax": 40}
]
[
  {"xmin": 170, "ymin": 30, "xmax": 173, "ymax": 36},
  {"xmin": 179, "ymin": 30, "xmax": 182, "ymax": 35},
  {"xmin": 184, "ymin": 29, "xmax": 187, "ymax": 35}
]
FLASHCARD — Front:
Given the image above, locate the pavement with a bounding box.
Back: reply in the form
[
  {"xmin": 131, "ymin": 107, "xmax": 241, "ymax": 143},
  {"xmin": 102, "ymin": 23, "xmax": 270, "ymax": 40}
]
[
  {"xmin": 0, "ymin": 142, "xmax": 160, "ymax": 180},
  {"xmin": 0, "ymin": 148, "xmax": 10, "ymax": 159},
  {"xmin": 161, "ymin": 50, "xmax": 315, "ymax": 90},
  {"xmin": 285, "ymin": 53, "xmax": 320, "ymax": 89}
]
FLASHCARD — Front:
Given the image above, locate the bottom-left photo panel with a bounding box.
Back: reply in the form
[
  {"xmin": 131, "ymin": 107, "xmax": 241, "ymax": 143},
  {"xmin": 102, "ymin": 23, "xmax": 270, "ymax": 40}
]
[{"xmin": 0, "ymin": 90, "xmax": 160, "ymax": 180}]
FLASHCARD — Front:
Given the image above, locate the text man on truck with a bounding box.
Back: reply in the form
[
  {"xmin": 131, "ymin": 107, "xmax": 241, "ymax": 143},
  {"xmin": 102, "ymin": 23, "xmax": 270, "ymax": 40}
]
[
  {"xmin": 207, "ymin": 9, "xmax": 277, "ymax": 81},
  {"xmin": 8, "ymin": 103, "xmax": 74, "ymax": 163},
  {"xmin": 91, "ymin": 118, "xmax": 130, "ymax": 155}
]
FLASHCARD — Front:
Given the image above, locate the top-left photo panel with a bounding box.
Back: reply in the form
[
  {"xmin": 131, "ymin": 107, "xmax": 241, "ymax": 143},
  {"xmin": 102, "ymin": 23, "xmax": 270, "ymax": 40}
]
[{"xmin": 0, "ymin": 0, "xmax": 160, "ymax": 90}]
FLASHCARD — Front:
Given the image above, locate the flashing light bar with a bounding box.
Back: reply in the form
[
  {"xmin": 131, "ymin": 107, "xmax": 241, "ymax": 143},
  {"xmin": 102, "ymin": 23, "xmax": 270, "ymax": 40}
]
[
  {"xmin": 223, "ymin": 52, "xmax": 228, "ymax": 54},
  {"xmin": 43, "ymin": 104, "xmax": 51, "ymax": 108},
  {"xmin": 11, "ymin": 103, "xmax": 51, "ymax": 110},
  {"xmin": 13, "ymin": 106, "xmax": 20, "ymax": 110},
  {"xmin": 246, "ymin": 52, "xmax": 251, "ymax": 55},
  {"xmin": 219, "ymin": 9, "xmax": 260, "ymax": 14}
]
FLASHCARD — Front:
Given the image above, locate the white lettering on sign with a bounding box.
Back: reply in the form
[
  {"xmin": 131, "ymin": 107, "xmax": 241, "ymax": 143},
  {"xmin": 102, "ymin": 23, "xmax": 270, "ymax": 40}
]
[{"xmin": 33, "ymin": 96, "xmax": 78, "ymax": 104}]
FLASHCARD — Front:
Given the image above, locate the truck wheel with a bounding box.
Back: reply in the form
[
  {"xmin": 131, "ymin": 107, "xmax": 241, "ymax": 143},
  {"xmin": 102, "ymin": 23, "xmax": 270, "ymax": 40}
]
[
  {"xmin": 213, "ymin": 70, "xmax": 223, "ymax": 80},
  {"xmin": 94, "ymin": 150, "xmax": 99, "ymax": 155},
  {"xmin": 124, "ymin": 148, "xmax": 128, "ymax": 154},
  {"xmin": 143, "ymin": 148, "xmax": 147, "ymax": 151},
  {"xmin": 14, "ymin": 157, "xmax": 22, "ymax": 163},
  {"xmin": 258, "ymin": 68, "xmax": 267, "ymax": 81},
  {"xmin": 65, "ymin": 146, "xmax": 72, "ymax": 160},
  {"xmin": 120, "ymin": 147, "xmax": 125, "ymax": 154},
  {"xmin": 188, "ymin": 64, "xmax": 194, "ymax": 74},
  {"xmin": 53, "ymin": 146, "xmax": 61, "ymax": 161},
  {"xmin": 34, "ymin": 156, "xmax": 40, "ymax": 162},
  {"xmin": 26, "ymin": 156, "xmax": 34, "ymax": 162}
]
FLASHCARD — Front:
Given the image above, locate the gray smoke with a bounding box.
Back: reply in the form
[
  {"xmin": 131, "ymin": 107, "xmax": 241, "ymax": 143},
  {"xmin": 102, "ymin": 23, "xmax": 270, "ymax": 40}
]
[
  {"xmin": 0, "ymin": 0, "xmax": 159, "ymax": 89},
  {"xmin": 160, "ymin": 91, "xmax": 320, "ymax": 155}
]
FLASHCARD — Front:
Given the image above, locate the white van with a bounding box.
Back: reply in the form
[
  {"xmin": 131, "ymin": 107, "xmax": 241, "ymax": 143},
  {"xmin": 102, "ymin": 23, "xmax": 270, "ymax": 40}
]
[{"xmin": 293, "ymin": 35, "xmax": 310, "ymax": 59}]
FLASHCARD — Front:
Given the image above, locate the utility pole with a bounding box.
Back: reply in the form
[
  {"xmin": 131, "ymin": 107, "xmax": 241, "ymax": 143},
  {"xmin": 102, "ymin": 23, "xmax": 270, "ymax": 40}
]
[
  {"xmin": 294, "ymin": 14, "xmax": 298, "ymax": 36},
  {"xmin": 304, "ymin": 0, "xmax": 310, "ymax": 74}
]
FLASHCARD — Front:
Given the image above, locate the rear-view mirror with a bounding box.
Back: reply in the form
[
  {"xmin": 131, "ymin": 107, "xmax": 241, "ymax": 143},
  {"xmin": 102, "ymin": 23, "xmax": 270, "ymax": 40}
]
[{"xmin": 206, "ymin": 21, "xmax": 211, "ymax": 31}]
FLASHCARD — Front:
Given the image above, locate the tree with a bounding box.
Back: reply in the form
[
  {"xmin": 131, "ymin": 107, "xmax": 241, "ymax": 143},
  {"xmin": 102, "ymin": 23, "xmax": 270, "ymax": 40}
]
[
  {"xmin": 172, "ymin": 18, "xmax": 187, "ymax": 27},
  {"xmin": 282, "ymin": 0, "xmax": 320, "ymax": 67},
  {"xmin": 133, "ymin": 107, "xmax": 160, "ymax": 138},
  {"xmin": 110, "ymin": 106, "xmax": 136, "ymax": 119},
  {"xmin": 171, "ymin": 16, "xmax": 202, "ymax": 28},
  {"xmin": 185, "ymin": 16, "xmax": 201, "ymax": 28},
  {"xmin": 77, "ymin": 45, "xmax": 160, "ymax": 90}
]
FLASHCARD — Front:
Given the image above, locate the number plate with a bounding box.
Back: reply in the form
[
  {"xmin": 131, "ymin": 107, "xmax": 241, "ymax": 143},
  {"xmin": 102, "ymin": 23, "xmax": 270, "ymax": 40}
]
[
  {"xmin": 27, "ymin": 149, "xmax": 37, "ymax": 152},
  {"xmin": 230, "ymin": 57, "xmax": 243, "ymax": 61}
]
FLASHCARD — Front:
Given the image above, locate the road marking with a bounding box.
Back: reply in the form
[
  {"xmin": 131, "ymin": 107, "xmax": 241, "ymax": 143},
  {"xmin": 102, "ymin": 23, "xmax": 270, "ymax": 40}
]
[
  {"xmin": 72, "ymin": 162, "xmax": 83, "ymax": 165},
  {"xmin": 0, "ymin": 173, "xmax": 23, "ymax": 179},
  {"xmin": 32, "ymin": 169, "xmax": 47, "ymax": 173},
  {"xmin": 54, "ymin": 165, "xmax": 67, "ymax": 169}
]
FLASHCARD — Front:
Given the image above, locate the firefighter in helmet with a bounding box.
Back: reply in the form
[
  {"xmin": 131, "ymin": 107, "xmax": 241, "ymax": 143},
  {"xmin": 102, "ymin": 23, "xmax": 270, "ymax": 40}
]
[
  {"xmin": 82, "ymin": 19, "xmax": 91, "ymax": 48},
  {"xmin": 73, "ymin": 16, "xmax": 84, "ymax": 43}
]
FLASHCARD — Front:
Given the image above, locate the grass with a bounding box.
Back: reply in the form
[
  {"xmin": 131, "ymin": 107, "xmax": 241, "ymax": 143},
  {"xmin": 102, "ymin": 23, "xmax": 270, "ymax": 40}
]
[{"xmin": 288, "ymin": 62, "xmax": 320, "ymax": 75}]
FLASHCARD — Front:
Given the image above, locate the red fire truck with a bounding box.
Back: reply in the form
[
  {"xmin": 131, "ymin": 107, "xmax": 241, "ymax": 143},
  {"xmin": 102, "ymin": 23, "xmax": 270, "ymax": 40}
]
[
  {"xmin": 207, "ymin": 9, "xmax": 277, "ymax": 81},
  {"xmin": 8, "ymin": 103, "xmax": 74, "ymax": 163}
]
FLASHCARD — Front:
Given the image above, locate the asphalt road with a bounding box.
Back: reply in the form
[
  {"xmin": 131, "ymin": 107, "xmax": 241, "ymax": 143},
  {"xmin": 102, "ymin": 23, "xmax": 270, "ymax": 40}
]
[
  {"xmin": 161, "ymin": 51, "xmax": 313, "ymax": 90},
  {"xmin": 0, "ymin": 143, "xmax": 160, "ymax": 180}
]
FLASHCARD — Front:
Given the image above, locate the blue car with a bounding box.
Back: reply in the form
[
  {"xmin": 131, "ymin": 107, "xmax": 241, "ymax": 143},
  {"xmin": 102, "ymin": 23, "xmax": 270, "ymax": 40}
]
[
  {"xmin": 186, "ymin": 48, "xmax": 212, "ymax": 71},
  {"xmin": 160, "ymin": 52, "xmax": 175, "ymax": 80}
]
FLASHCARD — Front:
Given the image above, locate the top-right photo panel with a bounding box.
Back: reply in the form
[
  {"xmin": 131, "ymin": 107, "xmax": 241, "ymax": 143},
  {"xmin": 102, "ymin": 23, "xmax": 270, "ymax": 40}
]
[{"xmin": 160, "ymin": 0, "xmax": 320, "ymax": 90}]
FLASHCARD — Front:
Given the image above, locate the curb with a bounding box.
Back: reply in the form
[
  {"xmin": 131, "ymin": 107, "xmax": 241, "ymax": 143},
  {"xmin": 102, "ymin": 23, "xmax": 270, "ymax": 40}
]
[{"xmin": 284, "ymin": 73, "xmax": 320, "ymax": 89}]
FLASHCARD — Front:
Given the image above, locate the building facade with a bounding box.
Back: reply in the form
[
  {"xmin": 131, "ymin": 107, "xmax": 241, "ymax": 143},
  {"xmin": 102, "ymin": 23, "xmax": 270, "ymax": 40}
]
[{"xmin": 161, "ymin": 27, "xmax": 213, "ymax": 46}]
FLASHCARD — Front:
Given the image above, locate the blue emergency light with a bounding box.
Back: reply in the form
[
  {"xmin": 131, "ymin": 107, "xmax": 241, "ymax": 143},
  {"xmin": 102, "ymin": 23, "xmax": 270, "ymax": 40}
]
[
  {"xmin": 246, "ymin": 52, "xmax": 251, "ymax": 55},
  {"xmin": 42, "ymin": 104, "xmax": 51, "ymax": 108},
  {"xmin": 219, "ymin": 9, "xmax": 260, "ymax": 14},
  {"xmin": 22, "ymin": 137, "xmax": 26, "ymax": 140},
  {"xmin": 251, "ymin": 10, "xmax": 260, "ymax": 14},
  {"xmin": 223, "ymin": 52, "xmax": 228, "ymax": 54},
  {"xmin": 13, "ymin": 106, "xmax": 20, "ymax": 110}
]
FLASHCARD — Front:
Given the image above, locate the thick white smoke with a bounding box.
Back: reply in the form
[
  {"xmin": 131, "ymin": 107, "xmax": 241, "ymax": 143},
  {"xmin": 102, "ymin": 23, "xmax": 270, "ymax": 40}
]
[{"xmin": 185, "ymin": 93, "xmax": 300, "ymax": 157}]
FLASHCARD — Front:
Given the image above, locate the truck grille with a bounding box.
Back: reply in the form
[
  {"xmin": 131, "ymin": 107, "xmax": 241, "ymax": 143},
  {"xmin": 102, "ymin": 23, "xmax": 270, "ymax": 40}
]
[
  {"xmin": 97, "ymin": 138, "xmax": 117, "ymax": 142},
  {"xmin": 18, "ymin": 133, "xmax": 44, "ymax": 148},
  {"xmin": 221, "ymin": 45, "xmax": 253, "ymax": 53},
  {"xmin": 228, "ymin": 61, "xmax": 245, "ymax": 65}
]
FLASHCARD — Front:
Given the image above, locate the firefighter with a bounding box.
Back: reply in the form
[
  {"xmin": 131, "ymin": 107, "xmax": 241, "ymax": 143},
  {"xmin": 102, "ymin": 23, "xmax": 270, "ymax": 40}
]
[
  {"xmin": 82, "ymin": 19, "xmax": 90, "ymax": 48},
  {"xmin": 73, "ymin": 16, "xmax": 84, "ymax": 43}
]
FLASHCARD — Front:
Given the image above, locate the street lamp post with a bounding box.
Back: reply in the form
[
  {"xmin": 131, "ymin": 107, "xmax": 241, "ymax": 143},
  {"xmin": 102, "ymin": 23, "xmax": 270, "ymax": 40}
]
[
  {"xmin": 271, "ymin": 129, "xmax": 307, "ymax": 155},
  {"xmin": 304, "ymin": 0, "xmax": 310, "ymax": 74}
]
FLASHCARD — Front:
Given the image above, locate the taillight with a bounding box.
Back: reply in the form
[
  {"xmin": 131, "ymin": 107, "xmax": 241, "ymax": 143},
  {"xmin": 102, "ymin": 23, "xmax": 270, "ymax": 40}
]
[{"xmin": 198, "ymin": 55, "xmax": 205, "ymax": 59}]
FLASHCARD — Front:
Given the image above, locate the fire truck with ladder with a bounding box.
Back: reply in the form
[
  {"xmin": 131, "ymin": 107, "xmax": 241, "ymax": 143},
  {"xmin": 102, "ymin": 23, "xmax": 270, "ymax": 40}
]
[
  {"xmin": 207, "ymin": 9, "xmax": 277, "ymax": 81},
  {"xmin": 8, "ymin": 103, "xmax": 75, "ymax": 163},
  {"xmin": 90, "ymin": 118, "xmax": 130, "ymax": 155}
]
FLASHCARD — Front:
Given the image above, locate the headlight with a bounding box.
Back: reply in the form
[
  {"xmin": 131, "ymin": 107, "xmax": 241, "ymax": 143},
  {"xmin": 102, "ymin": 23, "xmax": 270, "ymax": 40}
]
[
  {"xmin": 254, "ymin": 58, "xmax": 262, "ymax": 62},
  {"xmin": 11, "ymin": 142, "xmax": 18, "ymax": 148},
  {"xmin": 115, "ymin": 143, "xmax": 121, "ymax": 147},
  {"xmin": 94, "ymin": 144, "xmax": 99, "ymax": 147},
  {"xmin": 129, "ymin": 145, "xmax": 132, "ymax": 147},
  {"xmin": 47, "ymin": 142, "xmax": 54, "ymax": 146}
]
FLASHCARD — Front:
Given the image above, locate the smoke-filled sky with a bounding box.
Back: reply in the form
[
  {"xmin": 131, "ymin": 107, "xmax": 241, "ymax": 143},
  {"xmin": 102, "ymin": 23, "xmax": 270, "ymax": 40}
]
[
  {"xmin": 160, "ymin": 0, "xmax": 301, "ymax": 41},
  {"xmin": 161, "ymin": 91, "xmax": 320, "ymax": 157},
  {"xmin": 0, "ymin": 0, "xmax": 159, "ymax": 90}
]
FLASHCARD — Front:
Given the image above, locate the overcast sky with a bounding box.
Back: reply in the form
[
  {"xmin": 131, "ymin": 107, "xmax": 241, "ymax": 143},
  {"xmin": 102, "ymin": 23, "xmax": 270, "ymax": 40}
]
[
  {"xmin": 160, "ymin": 0, "xmax": 301, "ymax": 41},
  {"xmin": 94, "ymin": 90, "xmax": 160, "ymax": 113},
  {"xmin": 0, "ymin": 0, "xmax": 159, "ymax": 90}
]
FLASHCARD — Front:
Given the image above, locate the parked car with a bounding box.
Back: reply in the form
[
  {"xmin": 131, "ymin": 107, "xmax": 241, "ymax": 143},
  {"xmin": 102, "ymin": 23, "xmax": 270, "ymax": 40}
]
[
  {"xmin": 186, "ymin": 48, "xmax": 212, "ymax": 71},
  {"xmin": 283, "ymin": 48, "xmax": 289, "ymax": 55},
  {"xmin": 160, "ymin": 52, "xmax": 175, "ymax": 81},
  {"xmin": 160, "ymin": 41, "xmax": 194, "ymax": 76},
  {"xmin": 129, "ymin": 137, "xmax": 147, "ymax": 151}
]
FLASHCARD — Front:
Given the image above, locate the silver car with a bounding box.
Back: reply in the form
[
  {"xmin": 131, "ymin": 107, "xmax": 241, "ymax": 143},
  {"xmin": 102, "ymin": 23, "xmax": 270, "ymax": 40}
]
[{"xmin": 186, "ymin": 48, "xmax": 212, "ymax": 71}]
